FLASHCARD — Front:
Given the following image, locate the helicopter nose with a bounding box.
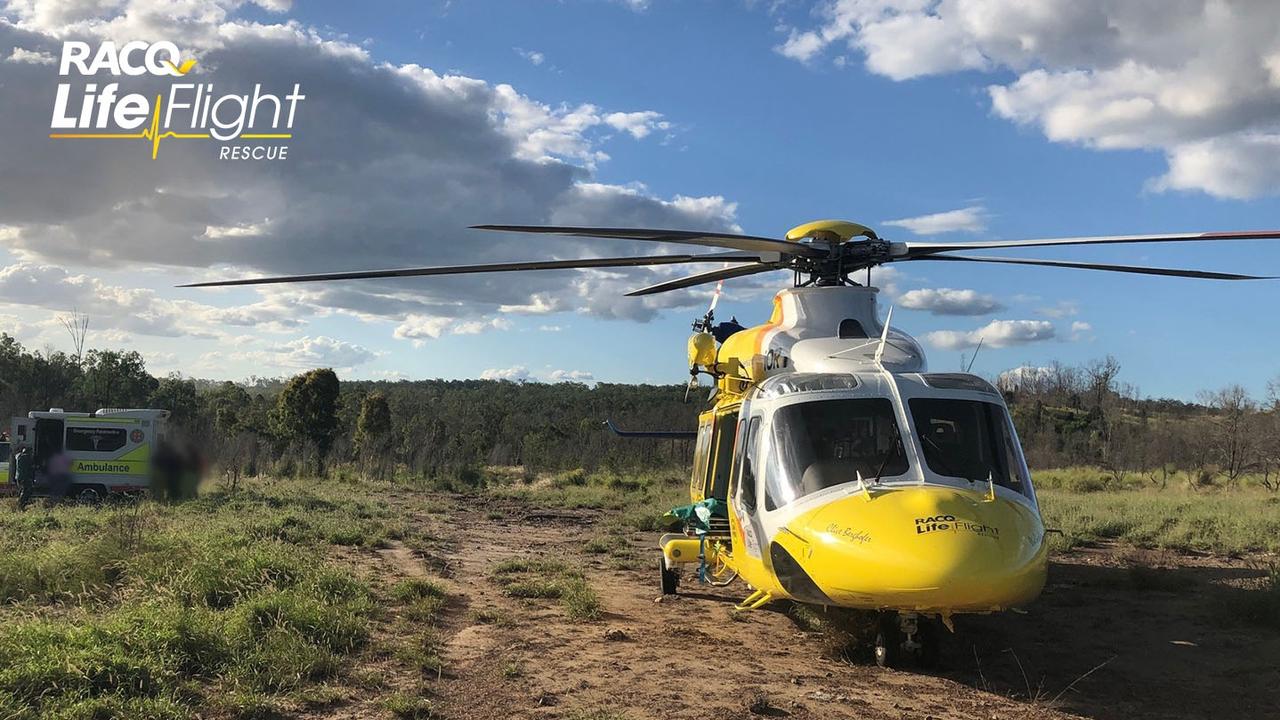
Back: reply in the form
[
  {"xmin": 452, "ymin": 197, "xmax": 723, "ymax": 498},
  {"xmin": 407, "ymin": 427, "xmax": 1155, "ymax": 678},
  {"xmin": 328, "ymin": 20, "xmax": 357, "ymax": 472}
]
[{"xmin": 777, "ymin": 486, "xmax": 1047, "ymax": 612}]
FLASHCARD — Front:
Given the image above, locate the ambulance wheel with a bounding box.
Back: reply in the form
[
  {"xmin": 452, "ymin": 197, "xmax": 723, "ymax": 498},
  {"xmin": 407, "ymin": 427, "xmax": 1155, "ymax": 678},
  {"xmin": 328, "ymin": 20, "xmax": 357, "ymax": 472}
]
[
  {"xmin": 874, "ymin": 613, "xmax": 903, "ymax": 669},
  {"xmin": 659, "ymin": 557, "xmax": 679, "ymax": 595},
  {"xmin": 74, "ymin": 485, "xmax": 106, "ymax": 505}
]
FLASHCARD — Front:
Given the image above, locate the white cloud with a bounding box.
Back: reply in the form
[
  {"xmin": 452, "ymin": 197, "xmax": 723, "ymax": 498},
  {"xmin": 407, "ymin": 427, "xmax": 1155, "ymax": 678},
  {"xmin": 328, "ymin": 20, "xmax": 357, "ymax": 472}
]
[
  {"xmin": 0, "ymin": 262, "xmax": 302, "ymax": 339},
  {"xmin": 5, "ymin": 46, "xmax": 52, "ymax": 64},
  {"xmin": 777, "ymin": 1, "xmax": 1280, "ymax": 198},
  {"xmin": 897, "ymin": 287, "xmax": 1003, "ymax": 316},
  {"xmin": 549, "ymin": 369, "xmax": 594, "ymax": 382},
  {"xmin": 392, "ymin": 315, "xmax": 512, "ymax": 345},
  {"xmin": 0, "ymin": 0, "xmax": 730, "ymax": 349},
  {"xmin": 514, "ymin": 47, "xmax": 545, "ymax": 66},
  {"xmin": 604, "ymin": 111, "xmax": 671, "ymax": 139},
  {"xmin": 219, "ymin": 335, "xmax": 379, "ymax": 371},
  {"xmin": 924, "ymin": 319, "xmax": 1055, "ymax": 350},
  {"xmin": 1070, "ymin": 320, "xmax": 1093, "ymax": 340},
  {"xmin": 883, "ymin": 206, "xmax": 987, "ymax": 235},
  {"xmin": 480, "ymin": 365, "xmax": 530, "ymax": 382}
]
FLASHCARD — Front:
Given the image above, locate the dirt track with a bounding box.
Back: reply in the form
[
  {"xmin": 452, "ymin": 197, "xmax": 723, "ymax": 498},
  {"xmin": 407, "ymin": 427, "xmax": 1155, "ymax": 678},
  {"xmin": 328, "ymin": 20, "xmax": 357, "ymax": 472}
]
[{"xmin": 319, "ymin": 492, "xmax": 1280, "ymax": 720}]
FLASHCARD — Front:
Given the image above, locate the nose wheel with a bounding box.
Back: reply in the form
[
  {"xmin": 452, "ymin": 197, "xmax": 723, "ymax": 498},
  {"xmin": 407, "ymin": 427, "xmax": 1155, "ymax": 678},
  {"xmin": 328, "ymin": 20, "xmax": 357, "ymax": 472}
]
[
  {"xmin": 659, "ymin": 557, "xmax": 679, "ymax": 595},
  {"xmin": 874, "ymin": 612, "xmax": 940, "ymax": 669}
]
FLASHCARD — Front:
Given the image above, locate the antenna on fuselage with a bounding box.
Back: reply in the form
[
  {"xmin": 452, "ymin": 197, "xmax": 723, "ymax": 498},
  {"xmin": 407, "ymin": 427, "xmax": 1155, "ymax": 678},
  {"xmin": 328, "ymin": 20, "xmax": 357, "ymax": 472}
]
[
  {"xmin": 964, "ymin": 336, "xmax": 984, "ymax": 373},
  {"xmin": 874, "ymin": 305, "xmax": 894, "ymax": 367}
]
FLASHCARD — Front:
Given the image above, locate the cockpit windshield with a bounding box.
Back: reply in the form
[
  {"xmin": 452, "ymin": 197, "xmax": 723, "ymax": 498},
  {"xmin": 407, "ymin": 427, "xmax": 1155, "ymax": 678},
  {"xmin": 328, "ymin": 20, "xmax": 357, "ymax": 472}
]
[
  {"xmin": 908, "ymin": 398, "xmax": 1029, "ymax": 496},
  {"xmin": 764, "ymin": 398, "xmax": 907, "ymax": 511}
]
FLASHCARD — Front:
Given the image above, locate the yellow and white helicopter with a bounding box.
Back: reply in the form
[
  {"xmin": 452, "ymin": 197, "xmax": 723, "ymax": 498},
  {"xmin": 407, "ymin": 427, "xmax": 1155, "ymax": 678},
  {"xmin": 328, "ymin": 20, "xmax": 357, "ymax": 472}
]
[{"xmin": 187, "ymin": 219, "xmax": 1279, "ymax": 667}]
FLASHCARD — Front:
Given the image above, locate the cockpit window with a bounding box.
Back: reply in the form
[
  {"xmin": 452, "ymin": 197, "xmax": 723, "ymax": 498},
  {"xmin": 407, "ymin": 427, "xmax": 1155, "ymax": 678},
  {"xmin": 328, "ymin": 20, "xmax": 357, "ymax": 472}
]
[
  {"xmin": 908, "ymin": 398, "xmax": 1029, "ymax": 495},
  {"xmin": 764, "ymin": 398, "xmax": 907, "ymax": 511}
]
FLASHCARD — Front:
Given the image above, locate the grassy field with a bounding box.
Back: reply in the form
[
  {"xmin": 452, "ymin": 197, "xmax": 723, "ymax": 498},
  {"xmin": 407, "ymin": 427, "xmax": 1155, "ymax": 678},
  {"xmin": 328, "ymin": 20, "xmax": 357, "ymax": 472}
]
[
  {"xmin": 0, "ymin": 466, "xmax": 1277, "ymax": 718},
  {"xmin": 0, "ymin": 478, "xmax": 435, "ymax": 720},
  {"xmin": 1034, "ymin": 467, "xmax": 1280, "ymax": 554}
]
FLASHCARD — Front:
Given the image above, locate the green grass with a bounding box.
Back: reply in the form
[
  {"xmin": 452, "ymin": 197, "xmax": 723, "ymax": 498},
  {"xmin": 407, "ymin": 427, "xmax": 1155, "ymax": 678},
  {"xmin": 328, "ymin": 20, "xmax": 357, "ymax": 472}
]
[
  {"xmin": 487, "ymin": 468, "xmax": 685, "ymax": 524},
  {"xmin": 392, "ymin": 578, "xmax": 449, "ymax": 622},
  {"xmin": 1036, "ymin": 485, "xmax": 1280, "ymax": 554},
  {"xmin": 381, "ymin": 692, "xmax": 436, "ymax": 719},
  {"xmin": 468, "ymin": 606, "xmax": 514, "ymax": 626},
  {"xmin": 0, "ymin": 477, "xmax": 403, "ymax": 719},
  {"xmin": 490, "ymin": 555, "xmax": 602, "ymax": 620}
]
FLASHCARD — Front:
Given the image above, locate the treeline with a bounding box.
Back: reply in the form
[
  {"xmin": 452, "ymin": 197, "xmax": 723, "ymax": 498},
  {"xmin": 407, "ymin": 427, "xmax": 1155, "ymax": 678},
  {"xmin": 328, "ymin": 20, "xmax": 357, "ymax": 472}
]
[
  {"xmin": 0, "ymin": 334, "xmax": 698, "ymax": 481},
  {"xmin": 3, "ymin": 332, "xmax": 1278, "ymax": 488},
  {"xmin": 1000, "ymin": 357, "xmax": 1280, "ymax": 489}
]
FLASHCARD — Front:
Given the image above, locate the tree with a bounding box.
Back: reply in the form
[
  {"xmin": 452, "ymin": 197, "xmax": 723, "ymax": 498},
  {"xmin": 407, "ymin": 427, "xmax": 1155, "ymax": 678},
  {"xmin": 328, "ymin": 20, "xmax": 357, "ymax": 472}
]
[
  {"xmin": 354, "ymin": 391, "xmax": 393, "ymax": 476},
  {"xmin": 1198, "ymin": 384, "xmax": 1257, "ymax": 486},
  {"xmin": 57, "ymin": 310, "xmax": 89, "ymax": 364},
  {"xmin": 1259, "ymin": 377, "xmax": 1280, "ymax": 492},
  {"xmin": 149, "ymin": 375, "xmax": 200, "ymax": 427},
  {"xmin": 79, "ymin": 349, "xmax": 157, "ymax": 409},
  {"xmin": 271, "ymin": 368, "xmax": 341, "ymax": 471}
]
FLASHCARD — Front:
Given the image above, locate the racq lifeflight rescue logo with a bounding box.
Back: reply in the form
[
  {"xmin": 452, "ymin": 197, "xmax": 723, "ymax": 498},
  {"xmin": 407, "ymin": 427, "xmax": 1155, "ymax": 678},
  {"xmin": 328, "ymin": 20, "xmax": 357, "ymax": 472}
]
[{"xmin": 49, "ymin": 40, "xmax": 304, "ymax": 160}]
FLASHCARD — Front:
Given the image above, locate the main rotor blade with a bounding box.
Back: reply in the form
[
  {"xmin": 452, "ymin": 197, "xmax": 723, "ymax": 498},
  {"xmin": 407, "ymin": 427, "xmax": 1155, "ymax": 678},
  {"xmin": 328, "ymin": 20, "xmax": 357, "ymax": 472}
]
[
  {"xmin": 902, "ymin": 229, "xmax": 1280, "ymax": 257},
  {"xmin": 180, "ymin": 252, "xmax": 763, "ymax": 288},
  {"xmin": 625, "ymin": 262, "xmax": 787, "ymax": 296},
  {"xmin": 907, "ymin": 254, "xmax": 1274, "ymax": 280},
  {"xmin": 472, "ymin": 224, "xmax": 826, "ymax": 258}
]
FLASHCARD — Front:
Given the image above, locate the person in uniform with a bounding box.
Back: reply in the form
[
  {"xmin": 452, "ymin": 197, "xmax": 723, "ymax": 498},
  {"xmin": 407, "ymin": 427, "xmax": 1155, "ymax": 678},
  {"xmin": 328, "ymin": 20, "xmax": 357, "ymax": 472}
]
[{"xmin": 13, "ymin": 446, "xmax": 34, "ymax": 510}]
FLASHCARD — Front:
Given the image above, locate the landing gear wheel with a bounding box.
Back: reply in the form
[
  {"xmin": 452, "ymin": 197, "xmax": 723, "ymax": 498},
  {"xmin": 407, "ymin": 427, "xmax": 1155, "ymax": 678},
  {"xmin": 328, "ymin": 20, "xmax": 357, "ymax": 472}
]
[
  {"xmin": 659, "ymin": 557, "xmax": 678, "ymax": 595},
  {"xmin": 874, "ymin": 613, "xmax": 903, "ymax": 668}
]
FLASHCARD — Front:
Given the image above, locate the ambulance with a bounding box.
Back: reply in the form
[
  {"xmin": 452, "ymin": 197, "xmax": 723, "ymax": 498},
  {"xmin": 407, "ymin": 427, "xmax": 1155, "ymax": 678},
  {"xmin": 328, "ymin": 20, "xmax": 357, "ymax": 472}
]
[{"xmin": 8, "ymin": 408, "xmax": 170, "ymax": 501}]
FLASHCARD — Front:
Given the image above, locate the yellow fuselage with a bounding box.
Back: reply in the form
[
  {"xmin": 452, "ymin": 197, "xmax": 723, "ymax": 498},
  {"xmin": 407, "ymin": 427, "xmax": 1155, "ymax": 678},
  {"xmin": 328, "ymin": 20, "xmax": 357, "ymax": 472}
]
[{"xmin": 683, "ymin": 286, "xmax": 1048, "ymax": 617}]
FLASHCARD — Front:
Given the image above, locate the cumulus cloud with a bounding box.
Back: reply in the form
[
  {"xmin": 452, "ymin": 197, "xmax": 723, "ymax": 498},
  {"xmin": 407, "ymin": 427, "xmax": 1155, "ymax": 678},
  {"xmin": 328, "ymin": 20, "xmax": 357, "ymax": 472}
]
[
  {"xmin": 776, "ymin": 1, "xmax": 1280, "ymax": 198},
  {"xmin": 883, "ymin": 206, "xmax": 988, "ymax": 235},
  {"xmin": 480, "ymin": 365, "xmax": 531, "ymax": 382},
  {"xmin": 549, "ymin": 368, "xmax": 594, "ymax": 382},
  {"xmin": 0, "ymin": 262, "xmax": 302, "ymax": 338},
  {"xmin": 6, "ymin": 45, "xmax": 51, "ymax": 63},
  {"xmin": 392, "ymin": 315, "xmax": 512, "ymax": 346},
  {"xmin": 897, "ymin": 287, "xmax": 1003, "ymax": 316},
  {"xmin": 924, "ymin": 319, "xmax": 1055, "ymax": 350},
  {"xmin": 209, "ymin": 335, "xmax": 379, "ymax": 371},
  {"xmin": 604, "ymin": 111, "xmax": 671, "ymax": 139},
  {"xmin": 0, "ymin": 0, "xmax": 727, "ymax": 353},
  {"xmin": 1070, "ymin": 320, "xmax": 1093, "ymax": 340}
]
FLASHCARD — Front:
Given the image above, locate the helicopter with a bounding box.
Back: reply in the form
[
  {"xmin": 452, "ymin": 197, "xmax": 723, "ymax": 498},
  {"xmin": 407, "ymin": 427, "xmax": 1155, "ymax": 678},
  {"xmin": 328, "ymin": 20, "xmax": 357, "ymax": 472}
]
[{"xmin": 185, "ymin": 219, "xmax": 1280, "ymax": 667}]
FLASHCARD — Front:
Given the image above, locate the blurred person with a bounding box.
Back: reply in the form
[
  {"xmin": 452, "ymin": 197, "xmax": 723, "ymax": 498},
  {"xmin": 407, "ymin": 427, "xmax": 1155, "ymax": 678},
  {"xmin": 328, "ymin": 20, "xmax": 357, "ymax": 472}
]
[{"xmin": 46, "ymin": 450, "xmax": 72, "ymax": 503}]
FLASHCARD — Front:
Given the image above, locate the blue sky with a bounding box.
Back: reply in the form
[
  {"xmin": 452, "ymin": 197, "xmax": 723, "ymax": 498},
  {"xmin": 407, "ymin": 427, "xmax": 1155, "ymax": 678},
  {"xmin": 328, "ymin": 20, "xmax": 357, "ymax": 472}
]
[{"xmin": 2, "ymin": 0, "xmax": 1279, "ymax": 400}]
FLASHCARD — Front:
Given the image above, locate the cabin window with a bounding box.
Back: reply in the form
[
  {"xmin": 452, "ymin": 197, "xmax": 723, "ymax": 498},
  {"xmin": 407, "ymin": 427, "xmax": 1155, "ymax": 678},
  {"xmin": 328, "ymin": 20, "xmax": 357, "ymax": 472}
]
[
  {"xmin": 66, "ymin": 426, "xmax": 128, "ymax": 453},
  {"xmin": 764, "ymin": 398, "xmax": 907, "ymax": 511},
  {"xmin": 738, "ymin": 416, "xmax": 762, "ymax": 513},
  {"xmin": 908, "ymin": 398, "xmax": 1028, "ymax": 495},
  {"xmin": 708, "ymin": 416, "xmax": 738, "ymax": 501},
  {"xmin": 690, "ymin": 420, "xmax": 713, "ymax": 497}
]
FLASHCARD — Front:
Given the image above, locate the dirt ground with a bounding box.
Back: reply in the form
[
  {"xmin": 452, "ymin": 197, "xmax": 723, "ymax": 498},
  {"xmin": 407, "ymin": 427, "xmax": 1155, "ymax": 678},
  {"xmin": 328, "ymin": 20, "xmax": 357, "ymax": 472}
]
[{"xmin": 316, "ymin": 491, "xmax": 1280, "ymax": 720}]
